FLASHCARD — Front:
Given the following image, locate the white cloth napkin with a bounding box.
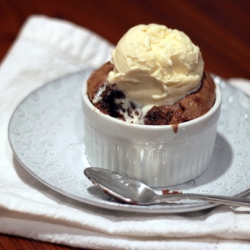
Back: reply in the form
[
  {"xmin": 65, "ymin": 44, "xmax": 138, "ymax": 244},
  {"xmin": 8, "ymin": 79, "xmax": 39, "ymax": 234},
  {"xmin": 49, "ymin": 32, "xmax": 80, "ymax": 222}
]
[{"xmin": 1, "ymin": 15, "xmax": 250, "ymax": 250}]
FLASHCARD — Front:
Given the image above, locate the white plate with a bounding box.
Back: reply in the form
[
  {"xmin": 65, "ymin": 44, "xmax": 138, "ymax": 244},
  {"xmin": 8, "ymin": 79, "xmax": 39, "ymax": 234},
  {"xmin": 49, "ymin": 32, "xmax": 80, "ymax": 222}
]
[{"xmin": 8, "ymin": 70, "xmax": 250, "ymax": 213}]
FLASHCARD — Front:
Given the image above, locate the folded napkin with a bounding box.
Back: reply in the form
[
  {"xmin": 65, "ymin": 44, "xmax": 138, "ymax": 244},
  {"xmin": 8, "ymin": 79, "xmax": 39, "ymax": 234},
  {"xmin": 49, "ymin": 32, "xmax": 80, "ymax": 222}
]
[{"xmin": 1, "ymin": 15, "xmax": 250, "ymax": 250}]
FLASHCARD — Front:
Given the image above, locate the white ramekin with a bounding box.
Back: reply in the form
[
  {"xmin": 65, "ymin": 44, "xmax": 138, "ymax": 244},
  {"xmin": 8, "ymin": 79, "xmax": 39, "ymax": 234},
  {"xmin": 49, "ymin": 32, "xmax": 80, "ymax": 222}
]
[{"xmin": 82, "ymin": 81, "xmax": 221, "ymax": 187}]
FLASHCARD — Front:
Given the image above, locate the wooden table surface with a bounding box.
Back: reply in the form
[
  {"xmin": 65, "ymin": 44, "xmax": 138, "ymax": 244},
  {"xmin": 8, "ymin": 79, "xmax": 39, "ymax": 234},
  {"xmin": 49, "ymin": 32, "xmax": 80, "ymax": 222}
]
[{"xmin": 0, "ymin": 0, "xmax": 249, "ymax": 249}]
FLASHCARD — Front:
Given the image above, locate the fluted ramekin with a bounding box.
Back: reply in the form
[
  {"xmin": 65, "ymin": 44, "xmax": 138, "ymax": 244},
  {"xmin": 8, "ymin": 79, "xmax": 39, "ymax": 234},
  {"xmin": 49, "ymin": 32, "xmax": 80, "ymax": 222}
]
[{"xmin": 82, "ymin": 81, "xmax": 221, "ymax": 187}]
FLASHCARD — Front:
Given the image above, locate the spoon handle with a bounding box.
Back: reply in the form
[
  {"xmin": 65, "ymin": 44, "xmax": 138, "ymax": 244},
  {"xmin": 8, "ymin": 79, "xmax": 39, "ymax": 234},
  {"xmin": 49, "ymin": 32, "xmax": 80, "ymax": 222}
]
[{"xmin": 157, "ymin": 193, "xmax": 250, "ymax": 207}]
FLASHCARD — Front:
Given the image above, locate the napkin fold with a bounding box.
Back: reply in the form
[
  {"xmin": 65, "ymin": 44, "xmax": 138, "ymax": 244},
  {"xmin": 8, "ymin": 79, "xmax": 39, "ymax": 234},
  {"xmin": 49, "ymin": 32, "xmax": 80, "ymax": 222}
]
[{"xmin": 1, "ymin": 15, "xmax": 250, "ymax": 250}]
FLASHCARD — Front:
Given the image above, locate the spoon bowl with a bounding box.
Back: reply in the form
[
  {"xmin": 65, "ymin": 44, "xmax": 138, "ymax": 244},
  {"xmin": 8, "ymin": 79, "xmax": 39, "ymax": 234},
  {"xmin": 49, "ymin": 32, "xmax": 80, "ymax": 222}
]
[
  {"xmin": 85, "ymin": 167, "xmax": 157, "ymax": 205},
  {"xmin": 84, "ymin": 167, "xmax": 250, "ymax": 207}
]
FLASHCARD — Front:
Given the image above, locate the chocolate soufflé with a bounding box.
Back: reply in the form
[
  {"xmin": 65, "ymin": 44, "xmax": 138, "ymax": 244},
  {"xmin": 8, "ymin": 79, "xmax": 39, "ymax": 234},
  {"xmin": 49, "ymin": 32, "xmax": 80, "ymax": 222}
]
[{"xmin": 87, "ymin": 62, "xmax": 216, "ymax": 127}]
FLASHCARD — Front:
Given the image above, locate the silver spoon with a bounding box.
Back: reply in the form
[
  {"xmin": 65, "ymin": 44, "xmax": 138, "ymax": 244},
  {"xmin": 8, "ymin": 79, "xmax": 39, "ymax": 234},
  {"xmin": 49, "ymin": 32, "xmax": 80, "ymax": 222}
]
[{"xmin": 84, "ymin": 167, "xmax": 250, "ymax": 207}]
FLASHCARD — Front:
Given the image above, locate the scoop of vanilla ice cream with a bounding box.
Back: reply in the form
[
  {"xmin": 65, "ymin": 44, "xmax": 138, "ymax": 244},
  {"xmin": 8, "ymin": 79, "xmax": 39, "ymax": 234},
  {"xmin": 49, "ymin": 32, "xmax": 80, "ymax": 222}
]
[{"xmin": 108, "ymin": 24, "xmax": 204, "ymax": 107}]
